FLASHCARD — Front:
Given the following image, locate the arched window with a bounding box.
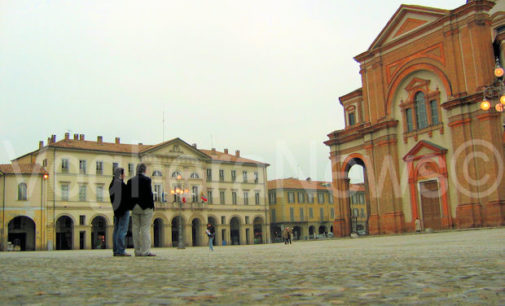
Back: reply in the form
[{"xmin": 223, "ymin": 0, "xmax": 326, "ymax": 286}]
[
  {"xmin": 18, "ymin": 183, "xmax": 27, "ymax": 201},
  {"xmin": 190, "ymin": 172, "xmax": 199, "ymax": 179},
  {"xmin": 152, "ymin": 170, "xmax": 163, "ymax": 177},
  {"xmin": 172, "ymin": 171, "xmax": 182, "ymax": 178},
  {"xmin": 415, "ymin": 91, "xmax": 428, "ymax": 129}
]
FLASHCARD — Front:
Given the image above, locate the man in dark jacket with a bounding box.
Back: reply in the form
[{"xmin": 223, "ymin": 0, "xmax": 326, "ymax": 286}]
[
  {"xmin": 127, "ymin": 163, "xmax": 156, "ymax": 256},
  {"xmin": 109, "ymin": 167, "xmax": 131, "ymax": 256}
]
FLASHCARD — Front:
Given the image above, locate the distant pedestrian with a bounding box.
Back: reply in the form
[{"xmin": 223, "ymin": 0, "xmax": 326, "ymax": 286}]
[
  {"xmin": 109, "ymin": 167, "xmax": 131, "ymax": 257},
  {"xmin": 127, "ymin": 163, "xmax": 156, "ymax": 257},
  {"xmin": 206, "ymin": 223, "xmax": 215, "ymax": 251},
  {"xmin": 282, "ymin": 227, "xmax": 292, "ymax": 244}
]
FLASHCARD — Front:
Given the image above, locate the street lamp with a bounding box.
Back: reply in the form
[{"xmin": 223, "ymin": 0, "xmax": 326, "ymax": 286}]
[
  {"xmin": 480, "ymin": 58, "xmax": 505, "ymax": 112},
  {"xmin": 170, "ymin": 174, "xmax": 188, "ymax": 249}
]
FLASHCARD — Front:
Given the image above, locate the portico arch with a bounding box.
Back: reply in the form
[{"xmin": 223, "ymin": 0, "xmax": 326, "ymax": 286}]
[
  {"xmin": 56, "ymin": 215, "xmax": 74, "ymax": 250},
  {"xmin": 8, "ymin": 216, "xmax": 36, "ymax": 251},
  {"xmin": 253, "ymin": 216, "xmax": 264, "ymax": 244},
  {"xmin": 230, "ymin": 216, "xmax": 241, "ymax": 245}
]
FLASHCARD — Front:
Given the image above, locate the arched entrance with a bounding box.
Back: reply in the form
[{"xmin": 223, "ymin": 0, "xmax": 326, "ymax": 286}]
[
  {"xmin": 192, "ymin": 218, "xmax": 202, "ymax": 246},
  {"xmin": 345, "ymin": 157, "xmax": 370, "ymax": 236},
  {"xmin": 318, "ymin": 225, "xmax": 326, "ymax": 237},
  {"xmin": 153, "ymin": 218, "xmax": 164, "ymax": 247},
  {"xmin": 8, "ymin": 216, "xmax": 36, "ymax": 251},
  {"xmin": 271, "ymin": 225, "xmax": 282, "ymax": 243},
  {"xmin": 308, "ymin": 226, "xmax": 315, "ymax": 239},
  {"xmin": 91, "ymin": 216, "xmax": 107, "ymax": 249},
  {"xmin": 292, "ymin": 226, "xmax": 301, "ymax": 240},
  {"xmin": 171, "ymin": 216, "xmax": 184, "ymax": 247},
  {"xmin": 56, "ymin": 216, "xmax": 73, "ymax": 250},
  {"xmin": 230, "ymin": 217, "xmax": 240, "ymax": 245},
  {"xmin": 253, "ymin": 217, "xmax": 263, "ymax": 244}
]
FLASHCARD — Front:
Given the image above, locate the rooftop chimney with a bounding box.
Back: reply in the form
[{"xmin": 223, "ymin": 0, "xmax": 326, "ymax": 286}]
[
  {"xmin": 211, "ymin": 148, "xmax": 216, "ymax": 154},
  {"xmin": 39, "ymin": 141, "xmax": 44, "ymax": 149},
  {"xmin": 97, "ymin": 136, "xmax": 103, "ymax": 144},
  {"xmin": 51, "ymin": 135, "xmax": 56, "ymax": 143},
  {"xmin": 74, "ymin": 134, "xmax": 79, "ymax": 140},
  {"xmin": 79, "ymin": 134, "xmax": 85, "ymax": 141},
  {"xmin": 64, "ymin": 133, "xmax": 69, "ymax": 140},
  {"xmin": 235, "ymin": 150, "xmax": 240, "ymax": 157},
  {"xmin": 115, "ymin": 137, "xmax": 120, "ymax": 144},
  {"xmin": 224, "ymin": 148, "xmax": 228, "ymax": 154},
  {"xmin": 192, "ymin": 143, "xmax": 197, "ymax": 148},
  {"xmin": 138, "ymin": 143, "xmax": 143, "ymax": 146}
]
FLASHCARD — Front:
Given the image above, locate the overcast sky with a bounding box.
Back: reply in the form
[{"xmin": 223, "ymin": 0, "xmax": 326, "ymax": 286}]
[{"xmin": 0, "ymin": 0, "xmax": 465, "ymax": 182}]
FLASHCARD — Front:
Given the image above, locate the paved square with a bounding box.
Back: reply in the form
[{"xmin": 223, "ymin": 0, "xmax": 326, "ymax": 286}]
[{"xmin": 1, "ymin": 228, "xmax": 505, "ymax": 304}]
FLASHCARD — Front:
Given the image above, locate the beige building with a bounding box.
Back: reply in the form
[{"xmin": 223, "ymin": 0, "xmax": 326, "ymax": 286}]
[
  {"xmin": 0, "ymin": 133, "xmax": 270, "ymax": 251},
  {"xmin": 267, "ymin": 178, "xmax": 337, "ymax": 241}
]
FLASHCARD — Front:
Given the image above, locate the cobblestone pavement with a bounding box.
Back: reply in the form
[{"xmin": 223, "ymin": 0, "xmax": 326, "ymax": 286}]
[{"xmin": 1, "ymin": 228, "xmax": 505, "ymax": 305}]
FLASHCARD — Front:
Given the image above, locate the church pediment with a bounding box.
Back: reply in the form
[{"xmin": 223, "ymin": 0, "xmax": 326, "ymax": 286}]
[
  {"xmin": 403, "ymin": 140, "xmax": 447, "ymax": 161},
  {"xmin": 141, "ymin": 138, "xmax": 210, "ymax": 160},
  {"xmin": 369, "ymin": 5, "xmax": 448, "ymax": 50}
]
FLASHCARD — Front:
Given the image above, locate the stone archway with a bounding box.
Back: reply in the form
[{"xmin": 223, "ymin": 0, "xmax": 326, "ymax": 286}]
[
  {"xmin": 230, "ymin": 217, "xmax": 241, "ymax": 245},
  {"xmin": 153, "ymin": 218, "xmax": 164, "ymax": 247},
  {"xmin": 8, "ymin": 216, "xmax": 36, "ymax": 251},
  {"xmin": 253, "ymin": 217, "xmax": 264, "ymax": 244},
  {"xmin": 192, "ymin": 218, "xmax": 202, "ymax": 246},
  {"xmin": 342, "ymin": 156, "xmax": 371, "ymax": 236},
  {"xmin": 171, "ymin": 216, "xmax": 185, "ymax": 248},
  {"xmin": 91, "ymin": 216, "xmax": 107, "ymax": 249},
  {"xmin": 271, "ymin": 225, "xmax": 282, "ymax": 243},
  {"xmin": 308, "ymin": 226, "xmax": 315, "ymax": 239},
  {"xmin": 318, "ymin": 225, "xmax": 326, "ymax": 236},
  {"xmin": 292, "ymin": 226, "xmax": 301, "ymax": 240},
  {"xmin": 56, "ymin": 216, "xmax": 73, "ymax": 250}
]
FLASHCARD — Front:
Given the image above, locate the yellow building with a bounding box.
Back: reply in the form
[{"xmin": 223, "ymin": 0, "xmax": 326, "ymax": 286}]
[
  {"xmin": 267, "ymin": 178, "xmax": 337, "ymax": 241},
  {"xmin": 349, "ymin": 184, "xmax": 368, "ymax": 235},
  {"xmin": 0, "ymin": 133, "xmax": 270, "ymax": 251}
]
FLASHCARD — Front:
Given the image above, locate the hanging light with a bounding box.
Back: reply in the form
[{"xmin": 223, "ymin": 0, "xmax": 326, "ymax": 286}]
[
  {"xmin": 481, "ymin": 99, "xmax": 491, "ymax": 111},
  {"xmin": 501, "ymin": 94, "xmax": 505, "ymax": 105},
  {"xmin": 495, "ymin": 60, "xmax": 504, "ymax": 78},
  {"xmin": 495, "ymin": 103, "xmax": 504, "ymax": 112}
]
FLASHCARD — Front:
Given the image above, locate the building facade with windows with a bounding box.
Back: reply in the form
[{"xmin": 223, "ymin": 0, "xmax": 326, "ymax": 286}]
[
  {"xmin": 0, "ymin": 133, "xmax": 270, "ymax": 251},
  {"xmin": 325, "ymin": 0, "xmax": 505, "ymax": 236},
  {"xmin": 268, "ymin": 178, "xmax": 345, "ymax": 241}
]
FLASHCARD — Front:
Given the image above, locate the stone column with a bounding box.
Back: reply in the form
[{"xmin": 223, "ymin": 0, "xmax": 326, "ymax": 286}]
[
  {"xmin": 185, "ymin": 224, "xmax": 192, "ymax": 247},
  {"xmin": 106, "ymin": 225, "xmax": 113, "ymax": 249},
  {"xmin": 224, "ymin": 225, "xmax": 231, "ymax": 246},
  {"xmin": 215, "ymin": 225, "xmax": 223, "ymax": 246},
  {"xmin": 164, "ymin": 224, "xmax": 172, "ymax": 247},
  {"xmin": 84, "ymin": 226, "xmax": 91, "ymax": 249},
  {"xmin": 72, "ymin": 227, "xmax": 80, "ymax": 250},
  {"xmin": 240, "ymin": 226, "xmax": 246, "ymax": 245}
]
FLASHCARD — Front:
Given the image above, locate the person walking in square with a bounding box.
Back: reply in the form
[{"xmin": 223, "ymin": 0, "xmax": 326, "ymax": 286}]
[
  {"xmin": 206, "ymin": 223, "xmax": 215, "ymax": 251},
  {"xmin": 127, "ymin": 163, "xmax": 156, "ymax": 257},
  {"xmin": 109, "ymin": 167, "xmax": 131, "ymax": 257}
]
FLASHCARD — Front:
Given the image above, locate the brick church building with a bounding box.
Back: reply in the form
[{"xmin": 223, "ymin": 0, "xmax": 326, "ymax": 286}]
[{"xmin": 326, "ymin": 0, "xmax": 505, "ymax": 236}]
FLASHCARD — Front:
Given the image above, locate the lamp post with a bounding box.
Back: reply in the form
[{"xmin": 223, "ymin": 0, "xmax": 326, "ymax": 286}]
[
  {"xmin": 480, "ymin": 58, "xmax": 505, "ymax": 112},
  {"xmin": 171, "ymin": 174, "xmax": 188, "ymax": 249}
]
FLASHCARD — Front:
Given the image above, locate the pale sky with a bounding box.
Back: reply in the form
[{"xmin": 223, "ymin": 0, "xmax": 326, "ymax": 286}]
[{"xmin": 0, "ymin": 0, "xmax": 465, "ymax": 182}]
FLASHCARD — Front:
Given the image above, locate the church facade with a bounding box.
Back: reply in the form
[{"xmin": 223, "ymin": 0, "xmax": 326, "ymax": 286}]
[
  {"xmin": 0, "ymin": 133, "xmax": 270, "ymax": 250},
  {"xmin": 326, "ymin": 0, "xmax": 505, "ymax": 236}
]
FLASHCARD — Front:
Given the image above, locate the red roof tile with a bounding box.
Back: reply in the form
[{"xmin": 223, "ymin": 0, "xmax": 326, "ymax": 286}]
[
  {"xmin": 0, "ymin": 163, "xmax": 46, "ymax": 175},
  {"xmin": 199, "ymin": 149, "xmax": 268, "ymax": 166},
  {"xmin": 42, "ymin": 137, "xmax": 267, "ymax": 166}
]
